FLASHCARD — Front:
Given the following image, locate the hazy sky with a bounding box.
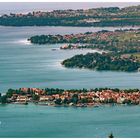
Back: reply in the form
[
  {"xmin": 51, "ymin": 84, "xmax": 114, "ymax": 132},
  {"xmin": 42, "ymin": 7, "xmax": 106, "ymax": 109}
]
[{"xmin": 0, "ymin": 2, "xmax": 140, "ymax": 14}]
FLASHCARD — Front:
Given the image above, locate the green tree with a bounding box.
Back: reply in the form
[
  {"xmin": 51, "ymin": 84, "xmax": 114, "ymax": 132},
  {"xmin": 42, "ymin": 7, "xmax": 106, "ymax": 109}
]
[
  {"xmin": 72, "ymin": 94, "xmax": 79, "ymax": 104},
  {"xmin": 0, "ymin": 95, "xmax": 7, "ymax": 104},
  {"xmin": 55, "ymin": 98, "xmax": 62, "ymax": 105},
  {"xmin": 81, "ymin": 98, "xmax": 88, "ymax": 103},
  {"xmin": 6, "ymin": 88, "xmax": 16, "ymax": 98},
  {"xmin": 32, "ymin": 94, "xmax": 40, "ymax": 101}
]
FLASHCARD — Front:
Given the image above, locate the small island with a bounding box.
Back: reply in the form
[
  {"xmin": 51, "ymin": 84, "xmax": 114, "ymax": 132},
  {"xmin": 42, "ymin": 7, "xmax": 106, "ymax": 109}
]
[{"xmin": 1, "ymin": 87, "xmax": 140, "ymax": 107}]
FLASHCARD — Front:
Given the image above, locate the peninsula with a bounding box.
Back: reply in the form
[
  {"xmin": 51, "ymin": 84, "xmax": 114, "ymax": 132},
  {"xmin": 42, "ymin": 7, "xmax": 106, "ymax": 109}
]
[
  {"xmin": 61, "ymin": 52, "xmax": 140, "ymax": 72},
  {"xmin": 28, "ymin": 29, "xmax": 140, "ymax": 54},
  {"xmin": 0, "ymin": 5, "xmax": 140, "ymax": 27},
  {"xmin": 28, "ymin": 29, "xmax": 140, "ymax": 72}
]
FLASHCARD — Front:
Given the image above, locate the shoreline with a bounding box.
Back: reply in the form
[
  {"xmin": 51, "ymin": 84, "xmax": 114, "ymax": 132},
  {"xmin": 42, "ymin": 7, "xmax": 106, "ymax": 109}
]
[
  {"xmin": 0, "ymin": 25, "xmax": 139, "ymax": 30},
  {"xmin": 1, "ymin": 101, "xmax": 140, "ymax": 108}
]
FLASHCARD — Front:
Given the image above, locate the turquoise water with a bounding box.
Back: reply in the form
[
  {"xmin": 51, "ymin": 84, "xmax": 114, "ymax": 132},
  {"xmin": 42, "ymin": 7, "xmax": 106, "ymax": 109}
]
[
  {"xmin": 0, "ymin": 26, "xmax": 140, "ymax": 93},
  {"xmin": 0, "ymin": 26, "xmax": 140, "ymax": 138},
  {"xmin": 0, "ymin": 104, "xmax": 140, "ymax": 138}
]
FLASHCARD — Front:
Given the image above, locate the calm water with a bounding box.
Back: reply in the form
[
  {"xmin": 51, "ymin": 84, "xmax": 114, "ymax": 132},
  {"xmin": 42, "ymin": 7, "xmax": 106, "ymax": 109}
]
[
  {"xmin": 0, "ymin": 26, "xmax": 140, "ymax": 93},
  {"xmin": 0, "ymin": 26, "xmax": 140, "ymax": 138},
  {"xmin": 0, "ymin": 104, "xmax": 140, "ymax": 138}
]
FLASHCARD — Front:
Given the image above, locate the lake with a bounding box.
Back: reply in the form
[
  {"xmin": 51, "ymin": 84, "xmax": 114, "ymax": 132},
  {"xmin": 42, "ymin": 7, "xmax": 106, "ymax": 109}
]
[{"xmin": 0, "ymin": 26, "xmax": 140, "ymax": 138}]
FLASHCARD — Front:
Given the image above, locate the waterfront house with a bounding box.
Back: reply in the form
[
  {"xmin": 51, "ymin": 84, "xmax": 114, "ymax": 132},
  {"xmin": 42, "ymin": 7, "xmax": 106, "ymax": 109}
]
[
  {"xmin": 117, "ymin": 97, "xmax": 126, "ymax": 104},
  {"xmin": 16, "ymin": 95, "xmax": 28, "ymax": 102},
  {"xmin": 39, "ymin": 96, "xmax": 49, "ymax": 101}
]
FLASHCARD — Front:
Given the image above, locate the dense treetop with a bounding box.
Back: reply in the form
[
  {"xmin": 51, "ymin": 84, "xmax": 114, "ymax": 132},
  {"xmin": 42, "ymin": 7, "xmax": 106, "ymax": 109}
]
[{"xmin": 62, "ymin": 52, "xmax": 140, "ymax": 72}]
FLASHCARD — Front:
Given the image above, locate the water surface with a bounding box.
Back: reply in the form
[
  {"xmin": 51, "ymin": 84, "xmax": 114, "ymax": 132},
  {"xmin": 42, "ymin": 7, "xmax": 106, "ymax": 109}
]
[
  {"xmin": 0, "ymin": 26, "xmax": 140, "ymax": 93},
  {"xmin": 0, "ymin": 104, "xmax": 140, "ymax": 138},
  {"xmin": 0, "ymin": 26, "xmax": 140, "ymax": 138}
]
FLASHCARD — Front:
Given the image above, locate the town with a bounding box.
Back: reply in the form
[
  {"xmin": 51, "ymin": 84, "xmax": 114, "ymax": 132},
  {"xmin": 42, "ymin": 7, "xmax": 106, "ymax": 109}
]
[
  {"xmin": 1, "ymin": 87, "xmax": 140, "ymax": 107},
  {"xmin": 29, "ymin": 29, "xmax": 140, "ymax": 54},
  {"xmin": 0, "ymin": 5, "xmax": 140, "ymax": 26}
]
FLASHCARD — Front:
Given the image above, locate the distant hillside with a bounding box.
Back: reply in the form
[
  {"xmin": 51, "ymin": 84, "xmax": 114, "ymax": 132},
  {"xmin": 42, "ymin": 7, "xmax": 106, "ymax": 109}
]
[
  {"xmin": 121, "ymin": 5, "xmax": 140, "ymax": 12},
  {"xmin": 120, "ymin": 5, "xmax": 140, "ymax": 17},
  {"xmin": 0, "ymin": 5, "xmax": 140, "ymax": 26}
]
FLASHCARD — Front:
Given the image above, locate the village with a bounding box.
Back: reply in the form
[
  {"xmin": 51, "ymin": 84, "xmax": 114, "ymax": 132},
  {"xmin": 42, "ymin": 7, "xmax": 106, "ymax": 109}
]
[
  {"xmin": 2, "ymin": 87, "xmax": 140, "ymax": 107},
  {"xmin": 29, "ymin": 28, "xmax": 140, "ymax": 55},
  {"xmin": 1, "ymin": 7, "xmax": 120, "ymax": 18}
]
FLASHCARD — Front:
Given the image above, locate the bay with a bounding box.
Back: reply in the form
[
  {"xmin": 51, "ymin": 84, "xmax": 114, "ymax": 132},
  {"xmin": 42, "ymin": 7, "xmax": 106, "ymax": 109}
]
[
  {"xmin": 0, "ymin": 26, "xmax": 140, "ymax": 138},
  {"xmin": 0, "ymin": 26, "xmax": 140, "ymax": 93}
]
